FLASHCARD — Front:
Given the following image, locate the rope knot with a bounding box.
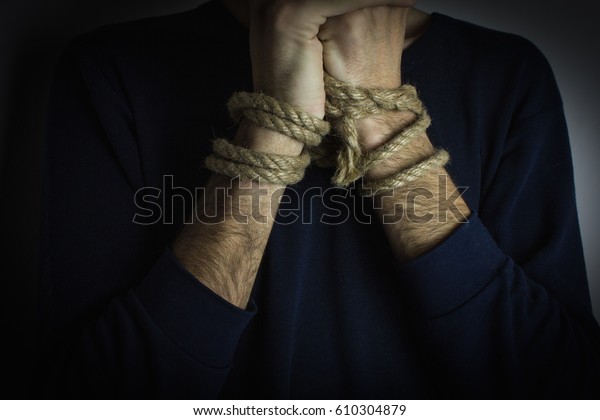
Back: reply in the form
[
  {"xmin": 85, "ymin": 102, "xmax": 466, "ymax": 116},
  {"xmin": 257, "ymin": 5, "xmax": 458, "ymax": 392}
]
[
  {"xmin": 205, "ymin": 77, "xmax": 446, "ymax": 191},
  {"xmin": 322, "ymin": 74, "xmax": 433, "ymax": 187}
]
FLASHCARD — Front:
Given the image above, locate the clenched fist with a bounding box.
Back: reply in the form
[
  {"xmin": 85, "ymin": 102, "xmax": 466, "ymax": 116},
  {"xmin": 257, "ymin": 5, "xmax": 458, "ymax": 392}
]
[{"xmin": 245, "ymin": 0, "xmax": 417, "ymax": 118}]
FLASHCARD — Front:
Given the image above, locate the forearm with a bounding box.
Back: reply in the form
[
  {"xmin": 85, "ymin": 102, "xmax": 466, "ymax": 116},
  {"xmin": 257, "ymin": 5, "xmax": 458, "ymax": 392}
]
[
  {"xmin": 361, "ymin": 112, "xmax": 471, "ymax": 261},
  {"xmin": 315, "ymin": 3, "xmax": 600, "ymax": 397},
  {"xmin": 317, "ymin": 6, "xmax": 470, "ymax": 260},
  {"xmin": 174, "ymin": 0, "xmax": 377, "ymax": 310},
  {"xmin": 172, "ymin": 121, "xmax": 302, "ymax": 308}
]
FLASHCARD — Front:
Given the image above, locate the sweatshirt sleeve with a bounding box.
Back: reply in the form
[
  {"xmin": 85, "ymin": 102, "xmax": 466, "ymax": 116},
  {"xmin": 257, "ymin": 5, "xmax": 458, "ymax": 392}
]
[
  {"xmin": 37, "ymin": 38, "xmax": 254, "ymax": 398},
  {"xmin": 395, "ymin": 45, "xmax": 600, "ymax": 398}
]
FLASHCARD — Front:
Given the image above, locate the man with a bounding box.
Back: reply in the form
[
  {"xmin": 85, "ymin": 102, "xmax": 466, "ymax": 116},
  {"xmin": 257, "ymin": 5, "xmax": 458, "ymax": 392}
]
[{"xmin": 38, "ymin": 0, "xmax": 600, "ymax": 398}]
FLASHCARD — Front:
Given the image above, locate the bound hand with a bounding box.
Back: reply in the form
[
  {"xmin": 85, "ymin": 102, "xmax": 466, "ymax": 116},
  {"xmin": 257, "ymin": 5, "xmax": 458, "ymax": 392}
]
[
  {"xmin": 248, "ymin": 0, "xmax": 416, "ymax": 118},
  {"xmin": 318, "ymin": 6, "xmax": 411, "ymax": 89},
  {"xmin": 317, "ymin": 3, "xmax": 420, "ymax": 152}
]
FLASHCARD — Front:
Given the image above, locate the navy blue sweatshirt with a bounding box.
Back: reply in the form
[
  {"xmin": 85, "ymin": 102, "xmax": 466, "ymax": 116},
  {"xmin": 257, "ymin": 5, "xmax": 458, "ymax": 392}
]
[{"xmin": 38, "ymin": 0, "xmax": 600, "ymax": 398}]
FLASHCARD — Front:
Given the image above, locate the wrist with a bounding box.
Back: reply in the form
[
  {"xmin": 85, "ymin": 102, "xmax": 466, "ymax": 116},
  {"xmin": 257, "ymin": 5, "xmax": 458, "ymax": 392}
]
[
  {"xmin": 357, "ymin": 110, "xmax": 415, "ymax": 151},
  {"xmin": 366, "ymin": 137, "xmax": 434, "ymax": 179},
  {"xmin": 361, "ymin": 112, "xmax": 435, "ymax": 179},
  {"xmin": 250, "ymin": 3, "xmax": 326, "ymax": 119},
  {"xmin": 319, "ymin": 7, "xmax": 407, "ymax": 88}
]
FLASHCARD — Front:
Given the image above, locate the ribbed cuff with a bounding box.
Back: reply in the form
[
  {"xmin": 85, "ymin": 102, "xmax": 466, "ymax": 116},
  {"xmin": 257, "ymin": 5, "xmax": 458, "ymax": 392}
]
[
  {"xmin": 395, "ymin": 214, "xmax": 508, "ymax": 319},
  {"xmin": 135, "ymin": 248, "xmax": 256, "ymax": 368}
]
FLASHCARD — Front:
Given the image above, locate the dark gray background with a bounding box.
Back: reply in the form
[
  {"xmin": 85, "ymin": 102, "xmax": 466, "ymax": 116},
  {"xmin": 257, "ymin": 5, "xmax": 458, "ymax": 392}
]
[{"xmin": 0, "ymin": 0, "xmax": 598, "ymax": 397}]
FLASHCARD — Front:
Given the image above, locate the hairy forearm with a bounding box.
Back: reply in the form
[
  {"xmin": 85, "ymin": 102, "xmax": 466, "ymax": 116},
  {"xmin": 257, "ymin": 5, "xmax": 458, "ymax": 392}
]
[
  {"xmin": 174, "ymin": 1, "xmax": 432, "ymax": 306},
  {"xmin": 172, "ymin": 122, "xmax": 301, "ymax": 308},
  {"xmin": 315, "ymin": 2, "xmax": 467, "ymax": 261},
  {"xmin": 362, "ymin": 112, "xmax": 471, "ymax": 261}
]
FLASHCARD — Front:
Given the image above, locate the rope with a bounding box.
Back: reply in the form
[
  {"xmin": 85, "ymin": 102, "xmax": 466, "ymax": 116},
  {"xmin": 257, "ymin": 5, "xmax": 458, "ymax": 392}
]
[
  {"xmin": 228, "ymin": 92, "xmax": 330, "ymax": 148},
  {"xmin": 360, "ymin": 149, "xmax": 450, "ymax": 196},
  {"xmin": 205, "ymin": 92, "xmax": 327, "ymax": 185},
  {"xmin": 323, "ymin": 74, "xmax": 433, "ymax": 186},
  {"xmin": 205, "ymin": 139, "xmax": 311, "ymax": 185},
  {"xmin": 204, "ymin": 78, "xmax": 449, "ymax": 189}
]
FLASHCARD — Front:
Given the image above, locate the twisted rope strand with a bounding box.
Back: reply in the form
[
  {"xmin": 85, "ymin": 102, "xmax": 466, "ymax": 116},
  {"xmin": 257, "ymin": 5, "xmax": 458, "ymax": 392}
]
[
  {"xmin": 212, "ymin": 138, "xmax": 311, "ymax": 172},
  {"xmin": 205, "ymin": 91, "xmax": 328, "ymax": 185},
  {"xmin": 205, "ymin": 78, "xmax": 448, "ymax": 189},
  {"xmin": 237, "ymin": 108, "xmax": 323, "ymax": 147},
  {"xmin": 205, "ymin": 153, "xmax": 308, "ymax": 185},
  {"xmin": 360, "ymin": 111, "xmax": 431, "ymax": 173},
  {"xmin": 228, "ymin": 92, "xmax": 330, "ymax": 147},
  {"xmin": 322, "ymin": 75, "xmax": 436, "ymax": 187},
  {"xmin": 325, "ymin": 74, "xmax": 423, "ymax": 118},
  {"xmin": 360, "ymin": 149, "xmax": 450, "ymax": 196}
]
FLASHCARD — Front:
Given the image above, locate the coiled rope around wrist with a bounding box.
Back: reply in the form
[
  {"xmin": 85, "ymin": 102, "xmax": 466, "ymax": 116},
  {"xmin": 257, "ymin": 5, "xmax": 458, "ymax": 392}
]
[
  {"xmin": 228, "ymin": 92, "xmax": 330, "ymax": 148},
  {"xmin": 205, "ymin": 92, "xmax": 330, "ymax": 185},
  {"xmin": 360, "ymin": 149, "xmax": 450, "ymax": 196},
  {"xmin": 205, "ymin": 76, "xmax": 449, "ymax": 189},
  {"xmin": 324, "ymin": 74, "xmax": 434, "ymax": 187},
  {"xmin": 205, "ymin": 139, "xmax": 312, "ymax": 185}
]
